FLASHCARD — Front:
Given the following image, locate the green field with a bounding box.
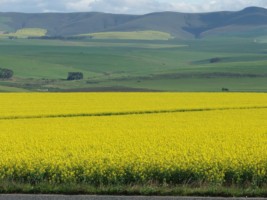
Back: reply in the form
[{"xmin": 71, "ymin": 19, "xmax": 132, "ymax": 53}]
[
  {"xmin": 80, "ymin": 31, "xmax": 174, "ymax": 40},
  {"xmin": 0, "ymin": 28, "xmax": 47, "ymax": 38},
  {"xmin": 0, "ymin": 36, "xmax": 267, "ymax": 92}
]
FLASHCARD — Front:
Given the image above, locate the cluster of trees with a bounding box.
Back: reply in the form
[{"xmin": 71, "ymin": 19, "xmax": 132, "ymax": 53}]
[
  {"xmin": 1, "ymin": 68, "xmax": 83, "ymax": 81},
  {"xmin": 0, "ymin": 68, "xmax": 14, "ymax": 79},
  {"xmin": 222, "ymin": 87, "xmax": 229, "ymax": 92},
  {"xmin": 210, "ymin": 57, "xmax": 221, "ymax": 63},
  {"xmin": 67, "ymin": 72, "xmax": 83, "ymax": 80}
]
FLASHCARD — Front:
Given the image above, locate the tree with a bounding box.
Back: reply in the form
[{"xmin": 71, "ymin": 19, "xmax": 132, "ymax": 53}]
[
  {"xmin": 222, "ymin": 88, "xmax": 229, "ymax": 92},
  {"xmin": 67, "ymin": 72, "xmax": 84, "ymax": 80},
  {"xmin": 210, "ymin": 57, "xmax": 221, "ymax": 63},
  {"xmin": 0, "ymin": 68, "xmax": 14, "ymax": 79}
]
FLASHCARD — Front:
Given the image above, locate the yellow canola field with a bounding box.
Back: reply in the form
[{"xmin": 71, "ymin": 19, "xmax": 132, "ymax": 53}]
[
  {"xmin": 0, "ymin": 93, "xmax": 267, "ymax": 186},
  {"xmin": 0, "ymin": 93, "xmax": 267, "ymax": 118}
]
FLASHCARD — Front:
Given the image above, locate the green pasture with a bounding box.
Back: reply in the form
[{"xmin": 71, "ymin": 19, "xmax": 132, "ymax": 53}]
[
  {"xmin": 0, "ymin": 36, "xmax": 267, "ymax": 92},
  {"xmin": 0, "ymin": 28, "xmax": 47, "ymax": 38},
  {"xmin": 80, "ymin": 31, "xmax": 174, "ymax": 40}
]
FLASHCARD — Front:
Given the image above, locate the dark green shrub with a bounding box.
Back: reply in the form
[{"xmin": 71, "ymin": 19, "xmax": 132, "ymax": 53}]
[
  {"xmin": 67, "ymin": 72, "xmax": 84, "ymax": 80},
  {"xmin": 222, "ymin": 88, "xmax": 229, "ymax": 92},
  {"xmin": 0, "ymin": 68, "xmax": 14, "ymax": 79},
  {"xmin": 210, "ymin": 57, "xmax": 221, "ymax": 63}
]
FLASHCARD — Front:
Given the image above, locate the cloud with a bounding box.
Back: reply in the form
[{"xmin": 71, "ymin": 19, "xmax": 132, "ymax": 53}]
[
  {"xmin": 152, "ymin": 0, "xmax": 267, "ymax": 13},
  {"xmin": 0, "ymin": 0, "xmax": 266, "ymax": 14},
  {"xmin": 1, "ymin": 0, "xmax": 59, "ymax": 13},
  {"xmin": 65, "ymin": 0, "xmax": 173, "ymax": 14}
]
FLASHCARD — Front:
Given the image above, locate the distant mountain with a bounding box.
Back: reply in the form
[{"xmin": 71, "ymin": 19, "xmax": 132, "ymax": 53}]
[{"xmin": 1, "ymin": 6, "xmax": 267, "ymax": 39}]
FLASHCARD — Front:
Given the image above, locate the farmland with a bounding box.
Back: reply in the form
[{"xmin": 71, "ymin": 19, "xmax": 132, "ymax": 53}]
[
  {"xmin": 0, "ymin": 28, "xmax": 47, "ymax": 38},
  {"xmin": 1, "ymin": 7, "xmax": 267, "ymax": 198},
  {"xmin": 79, "ymin": 31, "xmax": 174, "ymax": 40},
  {"xmin": 0, "ymin": 36, "xmax": 267, "ymax": 92},
  {"xmin": 0, "ymin": 93, "xmax": 267, "ymax": 196}
]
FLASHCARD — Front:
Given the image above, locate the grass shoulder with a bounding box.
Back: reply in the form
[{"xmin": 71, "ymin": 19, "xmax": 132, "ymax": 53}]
[{"xmin": 0, "ymin": 182, "xmax": 267, "ymax": 197}]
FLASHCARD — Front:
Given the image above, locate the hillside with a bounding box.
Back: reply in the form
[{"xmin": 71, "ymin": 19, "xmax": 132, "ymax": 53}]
[
  {"xmin": 1, "ymin": 7, "xmax": 267, "ymax": 92},
  {"xmin": 1, "ymin": 7, "xmax": 267, "ymax": 39},
  {"xmin": 0, "ymin": 36, "xmax": 267, "ymax": 92}
]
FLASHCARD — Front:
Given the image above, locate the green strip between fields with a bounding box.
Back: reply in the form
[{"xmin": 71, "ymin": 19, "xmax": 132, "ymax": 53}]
[{"xmin": 1, "ymin": 106, "xmax": 267, "ymax": 120}]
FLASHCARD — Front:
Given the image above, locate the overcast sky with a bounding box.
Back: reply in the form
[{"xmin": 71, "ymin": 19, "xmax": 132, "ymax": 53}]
[{"xmin": 0, "ymin": 0, "xmax": 266, "ymax": 14}]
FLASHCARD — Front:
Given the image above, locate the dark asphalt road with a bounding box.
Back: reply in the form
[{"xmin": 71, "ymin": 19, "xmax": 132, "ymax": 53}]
[{"xmin": 0, "ymin": 195, "xmax": 266, "ymax": 200}]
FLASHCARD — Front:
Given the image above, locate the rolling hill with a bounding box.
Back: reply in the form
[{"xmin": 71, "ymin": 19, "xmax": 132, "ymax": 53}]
[
  {"xmin": 1, "ymin": 7, "xmax": 267, "ymax": 39},
  {"xmin": 1, "ymin": 7, "xmax": 267, "ymax": 92}
]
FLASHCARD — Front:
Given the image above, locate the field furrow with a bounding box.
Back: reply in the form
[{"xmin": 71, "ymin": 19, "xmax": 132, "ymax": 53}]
[
  {"xmin": 1, "ymin": 93, "xmax": 267, "ymax": 118},
  {"xmin": 0, "ymin": 105, "xmax": 267, "ymax": 120}
]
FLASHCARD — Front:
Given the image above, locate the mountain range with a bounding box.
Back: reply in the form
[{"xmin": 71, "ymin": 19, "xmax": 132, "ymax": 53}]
[{"xmin": 1, "ymin": 6, "xmax": 267, "ymax": 39}]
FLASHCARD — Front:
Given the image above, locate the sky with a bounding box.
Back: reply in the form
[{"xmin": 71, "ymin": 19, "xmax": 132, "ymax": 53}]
[{"xmin": 0, "ymin": 0, "xmax": 266, "ymax": 14}]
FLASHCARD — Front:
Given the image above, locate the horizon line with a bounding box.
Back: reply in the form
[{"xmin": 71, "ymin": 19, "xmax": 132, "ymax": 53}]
[{"xmin": 0, "ymin": 6, "xmax": 266, "ymax": 15}]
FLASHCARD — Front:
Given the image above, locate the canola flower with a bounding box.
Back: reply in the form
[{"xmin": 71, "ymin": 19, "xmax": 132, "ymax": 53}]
[
  {"xmin": 0, "ymin": 93, "xmax": 266, "ymax": 186},
  {"xmin": 0, "ymin": 93, "xmax": 267, "ymax": 118}
]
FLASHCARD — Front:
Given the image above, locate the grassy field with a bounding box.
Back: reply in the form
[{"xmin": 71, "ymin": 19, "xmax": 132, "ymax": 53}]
[
  {"xmin": 0, "ymin": 93, "xmax": 267, "ymax": 196},
  {"xmin": 0, "ymin": 36, "xmax": 267, "ymax": 92},
  {"xmin": 0, "ymin": 28, "xmax": 47, "ymax": 38},
  {"xmin": 80, "ymin": 31, "xmax": 174, "ymax": 40}
]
